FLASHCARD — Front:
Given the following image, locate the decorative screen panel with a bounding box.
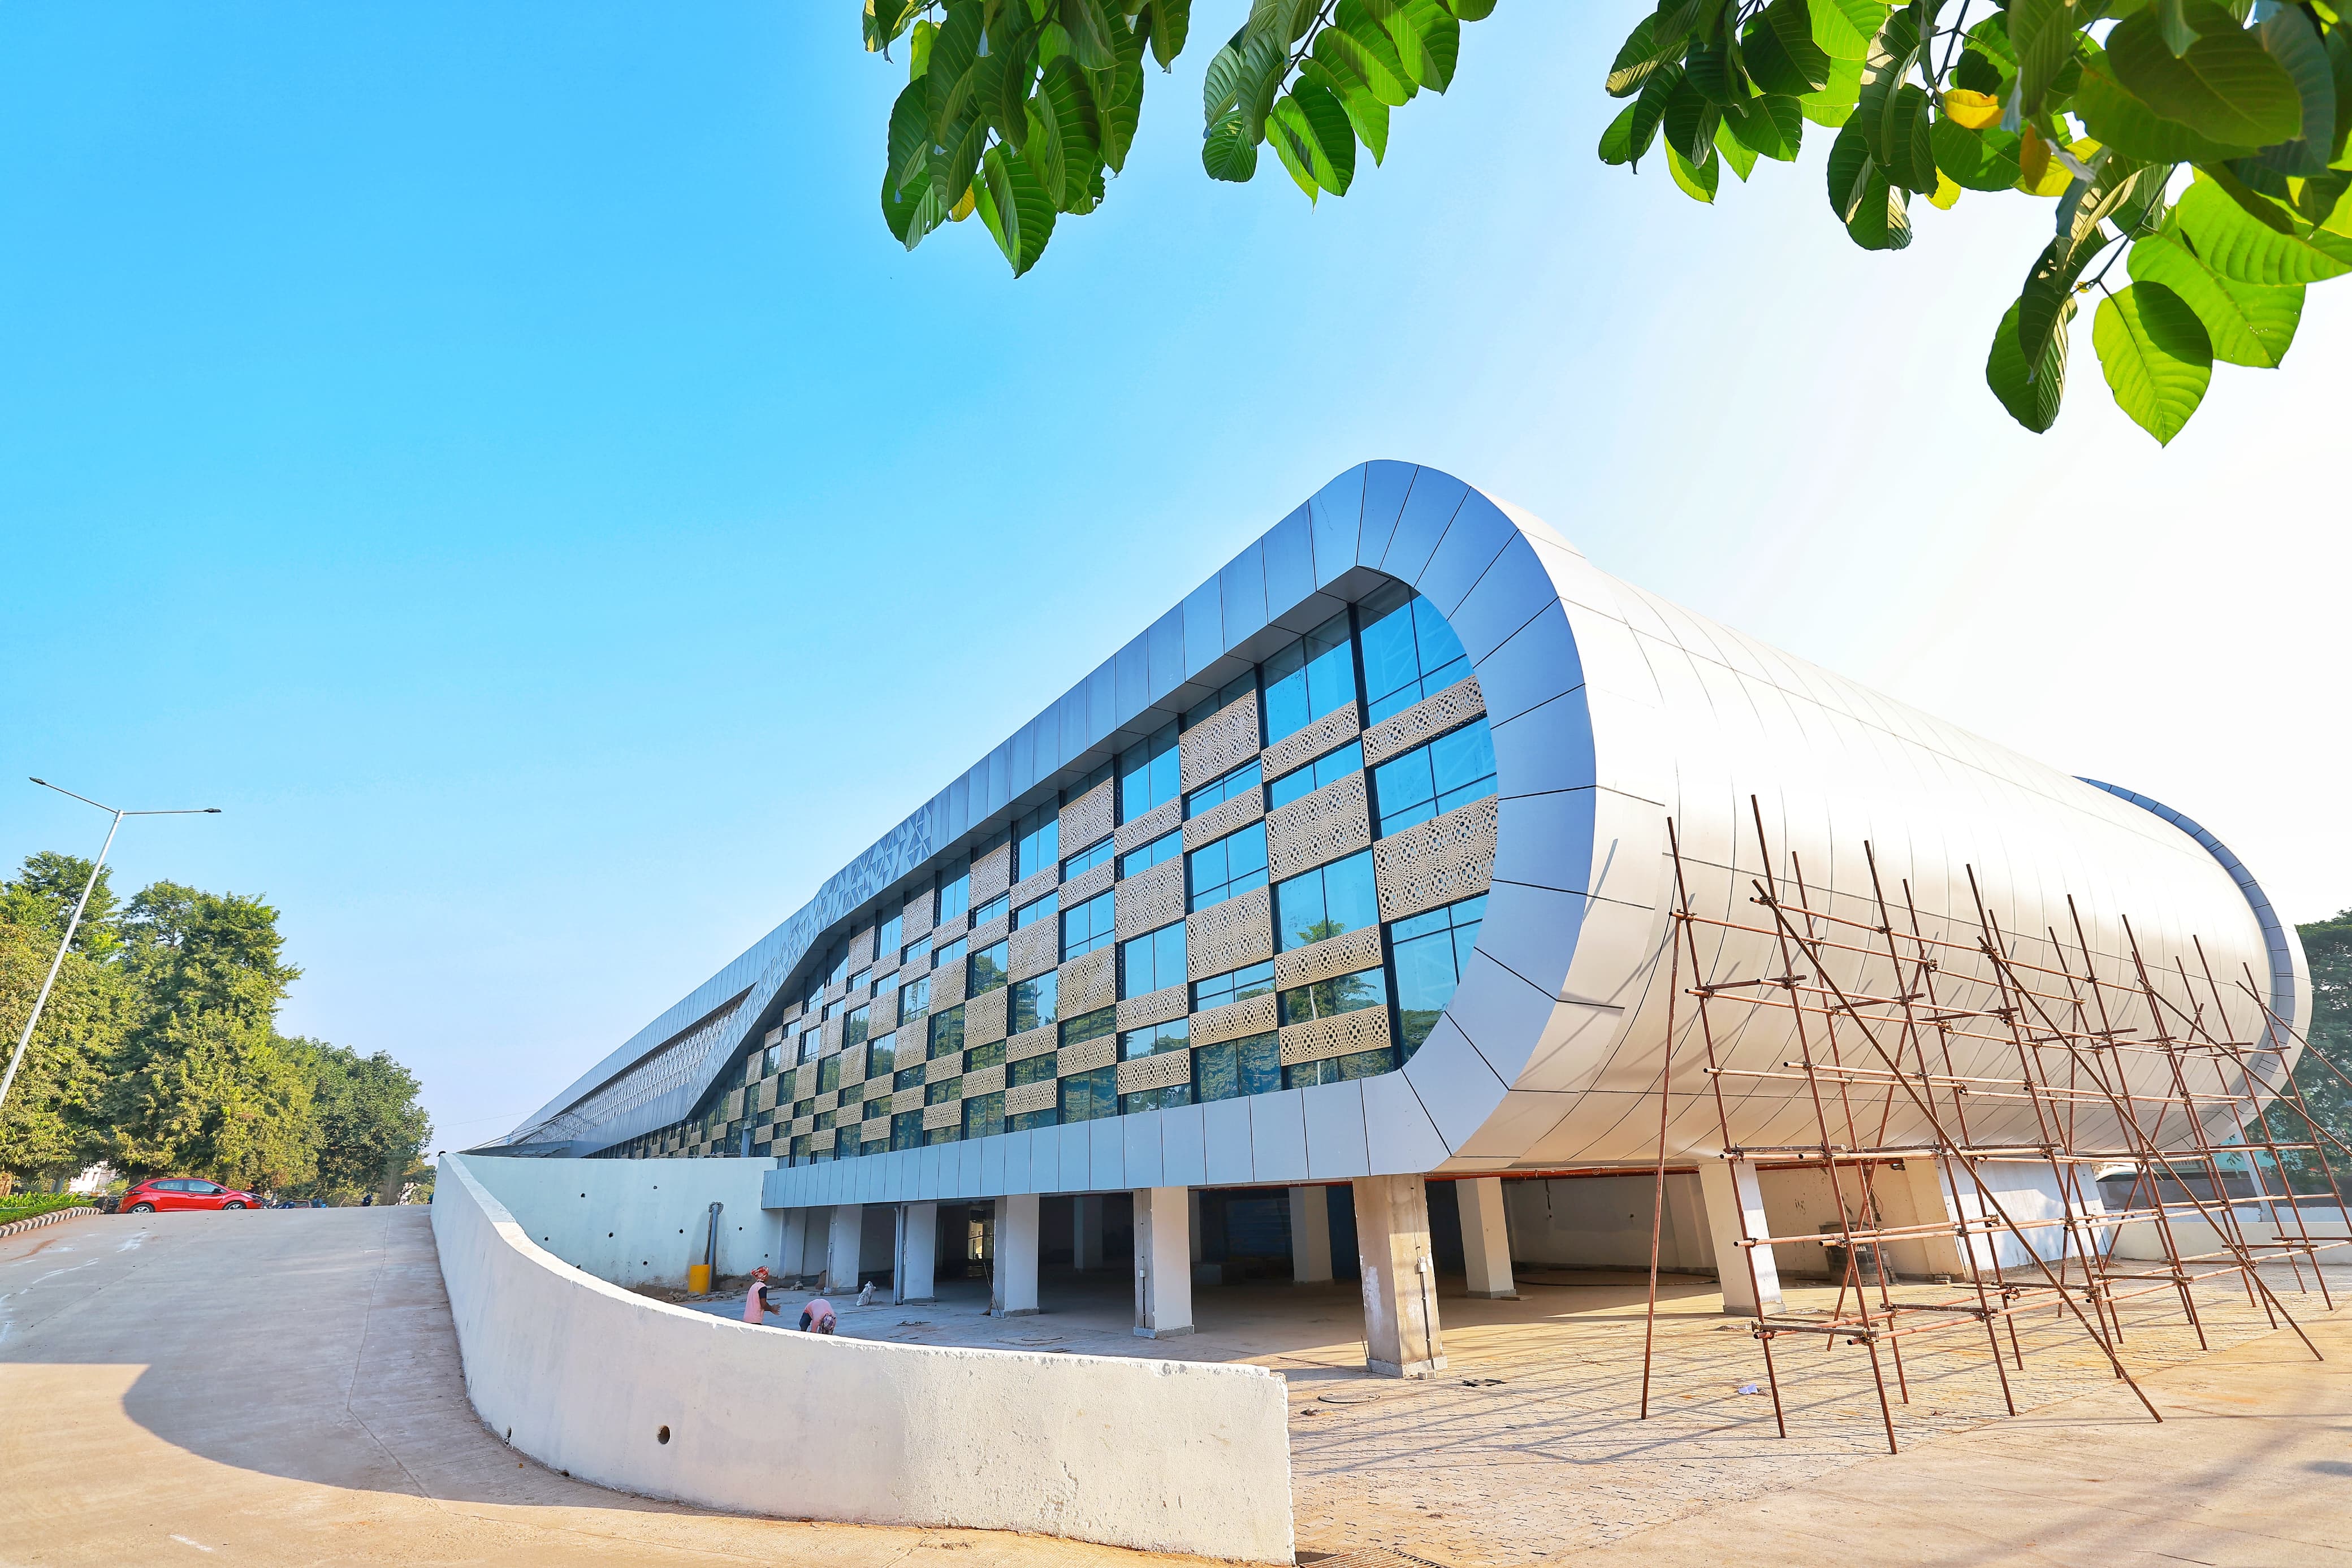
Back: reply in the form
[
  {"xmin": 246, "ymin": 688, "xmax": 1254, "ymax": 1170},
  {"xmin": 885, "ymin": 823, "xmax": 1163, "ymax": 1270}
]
[
  {"xmin": 1116, "ymin": 1050, "xmax": 1193, "ymax": 1095},
  {"xmin": 1278, "ymin": 1007, "xmax": 1394, "ymax": 1066},
  {"xmin": 891, "ymin": 1086, "xmax": 924, "ymax": 1115},
  {"xmin": 932, "ymin": 955, "xmax": 968, "ymax": 1009},
  {"xmin": 812, "ymin": 1127, "xmax": 837, "ymax": 1151},
  {"xmin": 1061, "ymin": 857, "xmax": 1114, "ymax": 907},
  {"xmin": 1116, "ymin": 858, "xmax": 1186, "ymax": 940},
  {"xmin": 1059, "ymin": 946, "xmax": 1118, "ymax": 1017},
  {"xmin": 1007, "ymin": 918, "xmax": 1058, "ymax": 982},
  {"xmin": 922, "ymin": 1101, "xmax": 961, "ymax": 1130},
  {"xmin": 1010, "ymin": 866, "xmax": 1058, "ymax": 911},
  {"xmin": 902, "ymin": 885, "xmax": 935, "ymax": 939},
  {"xmin": 1005, "ymin": 1023, "xmax": 1058, "ymax": 1062},
  {"xmin": 1361, "ymin": 674, "xmax": 1488, "ymax": 766},
  {"xmin": 1263, "ymin": 703, "xmax": 1364, "ymax": 781},
  {"xmin": 1060, "ymin": 779, "xmax": 1114, "ymax": 853},
  {"xmin": 1057, "ymin": 1035, "xmax": 1117, "ymax": 1077},
  {"xmin": 1265, "ymin": 772, "xmax": 1373, "ymax": 882},
  {"xmin": 823, "ymin": 1014, "xmax": 845, "ymax": 1054},
  {"xmin": 962, "ymin": 1062, "xmax": 1007, "ymax": 1098},
  {"xmin": 862, "ymin": 1117, "xmax": 892, "ymax": 1143},
  {"xmin": 846, "ymin": 924, "xmax": 876, "ymax": 969},
  {"xmin": 793, "ymin": 1063, "xmax": 818, "ymax": 1100},
  {"xmin": 971, "ymin": 841, "xmax": 1013, "ymax": 906},
  {"xmin": 1275, "ymin": 924, "xmax": 1387, "ymax": 991},
  {"xmin": 1190, "ymin": 991, "xmax": 1278, "ymax": 1047},
  {"xmin": 1116, "ymin": 985, "xmax": 1188, "ymax": 1033},
  {"xmin": 967, "ymin": 985, "xmax": 1009, "ymax": 1046},
  {"xmin": 1115, "ymin": 798, "xmax": 1182, "ymax": 856},
  {"xmin": 1187, "ymin": 886, "xmax": 1274, "ymax": 980},
  {"xmin": 1372, "ymin": 794, "xmax": 1501, "ymax": 922},
  {"xmin": 812, "ymin": 1090, "xmax": 839, "ymax": 1115},
  {"xmin": 1183, "ymin": 790, "xmax": 1265, "ymax": 854},
  {"xmin": 1179, "ymin": 692, "xmax": 1262, "ymax": 792},
  {"xmin": 970, "ymin": 912, "xmax": 1011, "ymax": 950},
  {"xmin": 926, "ymin": 1051, "xmax": 965, "ymax": 1084},
  {"xmin": 1005, "ymin": 1079, "xmax": 1056, "ymax": 1116},
  {"xmin": 840, "ymin": 1044, "xmax": 868, "ymax": 1086}
]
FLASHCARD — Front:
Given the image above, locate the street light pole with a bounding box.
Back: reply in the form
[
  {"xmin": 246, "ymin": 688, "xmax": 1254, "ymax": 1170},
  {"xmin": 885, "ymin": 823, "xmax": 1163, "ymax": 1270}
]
[{"xmin": 0, "ymin": 779, "xmax": 221, "ymax": 1121}]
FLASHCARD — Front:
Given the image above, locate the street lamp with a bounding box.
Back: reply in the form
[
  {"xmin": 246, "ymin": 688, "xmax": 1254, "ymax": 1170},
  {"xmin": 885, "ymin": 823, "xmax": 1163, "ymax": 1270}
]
[{"xmin": 0, "ymin": 778, "xmax": 222, "ymax": 1119}]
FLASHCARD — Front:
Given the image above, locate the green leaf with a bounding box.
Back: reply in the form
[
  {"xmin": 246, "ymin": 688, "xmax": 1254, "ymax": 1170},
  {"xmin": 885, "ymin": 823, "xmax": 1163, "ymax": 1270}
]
[
  {"xmin": 1205, "ymin": 33, "xmax": 1247, "ymax": 119},
  {"xmin": 1443, "ymin": 0, "xmax": 1497, "ymax": 19},
  {"xmin": 2251, "ymin": 5, "xmax": 2336, "ymax": 177},
  {"xmin": 1233, "ymin": 29, "xmax": 1287, "ymax": 138},
  {"xmin": 2329, "ymin": 23, "xmax": 2352, "ymax": 167},
  {"xmin": 2093, "ymin": 280, "xmax": 2212, "ymax": 444},
  {"xmin": 887, "ymin": 80, "xmax": 931, "ymax": 197},
  {"xmin": 1953, "ymin": 46, "xmax": 2003, "ymax": 96},
  {"xmin": 2154, "ymin": 0, "xmax": 2202, "ymax": 58},
  {"xmin": 927, "ymin": 2, "xmax": 986, "ymax": 138},
  {"xmin": 1091, "ymin": 16, "xmax": 1147, "ymax": 172},
  {"xmin": 1609, "ymin": 14, "xmax": 1681, "ymax": 97},
  {"xmin": 880, "ymin": 162, "xmax": 949, "ymax": 249},
  {"xmin": 1687, "ymin": 42, "xmax": 1747, "ymax": 107},
  {"xmin": 1286, "ymin": 78, "xmax": 1359, "ymax": 194},
  {"xmin": 1303, "ymin": 59, "xmax": 1391, "ymax": 163},
  {"xmin": 974, "ymin": 141, "xmax": 1057, "ymax": 275},
  {"xmin": 2018, "ymin": 237, "xmax": 2090, "ymax": 368},
  {"xmin": 1662, "ymin": 75, "xmax": 1722, "ymax": 164},
  {"xmin": 1148, "ymin": 0, "xmax": 1192, "ymax": 70},
  {"xmin": 2009, "ymin": 0, "xmax": 2086, "ymax": 118},
  {"xmin": 1854, "ymin": 7, "xmax": 1922, "ymax": 169},
  {"xmin": 1713, "ymin": 115, "xmax": 1758, "ymax": 180},
  {"xmin": 2126, "ymin": 228, "xmax": 2303, "ymax": 366},
  {"xmin": 1743, "ymin": 0, "xmax": 1831, "ymax": 97},
  {"xmin": 1028, "ymin": 58, "xmax": 1101, "ymax": 210},
  {"xmin": 1723, "ymin": 93, "xmax": 1804, "ymax": 162},
  {"xmin": 1324, "ymin": 5, "xmax": 1414, "ymax": 106},
  {"xmin": 2073, "ymin": 64, "xmax": 2257, "ymax": 162},
  {"xmin": 1986, "ymin": 296, "xmax": 2074, "ymax": 432},
  {"xmin": 1667, "ymin": 142, "xmax": 1719, "ymax": 202},
  {"xmin": 2177, "ymin": 173, "xmax": 2352, "ymax": 281},
  {"xmin": 1061, "ymin": 0, "xmax": 1117, "ymax": 70},
  {"xmin": 1381, "ymin": 0, "xmax": 1460, "ymax": 93},
  {"xmin": 928, "ymin": 112, "xmax": 988, "ymax": 209},
  {"xmin": 1266, "ymin": 101, "xmax": 1324, "ymax": 197},
  {"xmin": 1931, "ymin": 118, "xmax": 2025, "ymax": 191},
  {"xmin": 1808, "ymin": 0, "xmax": 1887, "ymax": 64},
  {"xmin": 1883, "ymin": 83, "xmax": 1937, "ymax": 194},
  {"xmin": 2108, "ymin": 2, "xmax": 2303, "ymax": 148},
  {"xmin": 1829, "ymin": 115, "xmax": 1908, "ymax": 248},
  {"xmin": 1802, "ymin": 57, "xmax": 1864, "ymax": 127},
  {"xmin": 1203, "ymin": 107, "xmax": 1261, "ymax": 180}
]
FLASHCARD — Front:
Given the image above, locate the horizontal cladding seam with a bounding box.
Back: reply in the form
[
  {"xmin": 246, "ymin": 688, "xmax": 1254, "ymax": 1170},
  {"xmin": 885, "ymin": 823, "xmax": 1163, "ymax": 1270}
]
[{"xmin": 512, "ymin": 461, "xmax": 1550, "ymax": 1148}]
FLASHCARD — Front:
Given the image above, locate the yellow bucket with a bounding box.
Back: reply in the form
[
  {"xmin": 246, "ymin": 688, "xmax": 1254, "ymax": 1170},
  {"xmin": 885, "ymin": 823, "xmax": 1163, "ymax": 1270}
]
[{"xmin": 686, "ymin": 1263, "xmax": 712, "ymax": 1295}]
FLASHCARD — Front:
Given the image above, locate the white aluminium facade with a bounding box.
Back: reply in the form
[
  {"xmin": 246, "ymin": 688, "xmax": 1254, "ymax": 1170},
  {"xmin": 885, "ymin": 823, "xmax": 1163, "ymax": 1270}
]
[{"xmin": 500, "ymin": 462, "xmax": 2306, "ymax": 1204}]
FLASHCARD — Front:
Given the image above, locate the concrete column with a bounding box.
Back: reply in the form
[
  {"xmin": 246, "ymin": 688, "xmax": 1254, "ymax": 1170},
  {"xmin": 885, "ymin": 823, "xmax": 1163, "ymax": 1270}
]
[
  {"xmin": 779, "ymin": 1209, "xmax": 809, "ymax": 1284},
  {"xmin": 1351, "ymin": 1174, "xmax": 1446, "ymax": 1378},
  {"xmin": 897, "ymin": 1202, "xmax": 938, "ymax": 1303},
  {"xmin": 825, "ymin": 1204, "xmax": 864, "ymax": 1293},
  {"xmin": 992, "ymin": 1193, "xmax": 1040, "ymax": 1316},
  {"xmin": 1288, "ymin": 1186, "xmax": 1333, "ymax": 1284},
  {"xmin": 1134, "ymin": 1186, "xmax": 1196, "ymax": 1339},
  {"xmin": 1457, "ymin": 1177, "xmax": 1519, "ymax": 1300},
  {"xmin": 1666, "ymin": 1170, "xmax": 1712, "ymax": 1273},
  {"xmin": 1699, "ymin": 1159, "xmax": 1783, "ymax": 1315},
  {"xmin": 1188, "ymin": 1188, "xmax": 1204, "ymax": 1263},
  {"xmin": 1073, "ymin": 1193, "xmax": 1101, "ymax": 1271},
  {"xmin": 1870, "ymin": 1158, "xmax": 1968, "ymax": 1280},
  {"xmin": 798, "ymin": 1209, "xmax": 829, "ymax": 1279}
]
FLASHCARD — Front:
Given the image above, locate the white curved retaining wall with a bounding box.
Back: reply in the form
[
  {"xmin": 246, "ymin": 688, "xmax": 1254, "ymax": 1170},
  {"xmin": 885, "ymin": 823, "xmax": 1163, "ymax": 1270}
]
[
  {"xmin": 431, "ymin": 1154, "xmax": 1293, "ymax": 1562},
  {"xmin": 460, "ymin": 1151, "xmax": 781, "ymax": 1287}
]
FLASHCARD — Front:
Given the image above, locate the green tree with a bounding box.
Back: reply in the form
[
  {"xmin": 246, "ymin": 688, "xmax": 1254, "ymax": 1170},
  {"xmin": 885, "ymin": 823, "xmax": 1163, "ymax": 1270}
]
[
  {"xmin": 0, "ymin": 910, "xmax": 130, "ymax": 1192},
  {"xmin": 2262, "ymin": 907, "xmax": 2352, "ymax": 1194},
  {"xmin": 854, "ymin": 3, "xmax": 2348, "ymax": 444},
  {"xmin": 0, "ymin": 852, "xmax": 123, "ymax": 959},
  {"xmin": 284, "ymin": 1039, "xmax": 433, "ymax": 1202}
]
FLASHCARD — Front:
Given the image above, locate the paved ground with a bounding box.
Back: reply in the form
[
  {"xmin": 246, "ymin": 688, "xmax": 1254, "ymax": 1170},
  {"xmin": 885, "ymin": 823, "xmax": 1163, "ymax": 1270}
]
[{"xmin": 9, "ymin": 1205, "xmax": 2349, "ymax": 1568}]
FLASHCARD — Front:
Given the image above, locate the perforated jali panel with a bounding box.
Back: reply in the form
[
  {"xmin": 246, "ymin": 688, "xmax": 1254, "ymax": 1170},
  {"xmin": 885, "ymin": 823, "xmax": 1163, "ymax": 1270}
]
[
  {"xmin": 1116, "ymin": 985, "xmax": 1188, "ymax": 1032},
  {"xmin": 1116, "ymin": 1050, "xmax": 1193, "ymax": 1095},
  {"xmin": 1189, "ymin": 992, "xmax": 1277, "ymax": 1047},
  {"xmin": 1115, "ymin": 858, "xmax": 1186, "ymax": 941},
  {"xmin": 1278, "ymin": 1007, "xmax": 1393, "ymax": 1066},
  {"xmin": 1265, "ymin": 772, "xmax": 1372, "ymax": 882},
  {"xmin": 1178, "ymin": 692, "xmax": 1261, "ymax": 792},
  {"xmin": 1060, "ymin": 946, "xmax": 1118, "ymax": 1016},
  {"xmin": 1261, "ymin": 704, "xmax": 1364, "ymax": 781},
  {"xmin": 1372, "ymin": 795, "xmax": 1500, "ymax": 922},
  {"xmin": 1186, "ymin": 886, "xmax": 1273, "ymax": 980},
  {"xmin": 1360, "ymin": 674, "xmax": 1487, "ymax": 766}
]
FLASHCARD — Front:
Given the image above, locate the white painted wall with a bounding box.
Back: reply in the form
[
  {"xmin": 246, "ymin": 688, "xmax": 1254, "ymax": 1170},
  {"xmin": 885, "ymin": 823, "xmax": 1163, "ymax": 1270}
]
[
  {"xmin": 462, "ymin": 1153, "xmax": 780, "ymax": 1288},
  {"xmin": 1501, "ymin": 1173, "xmax": 1714, "ymax": 1273},
  {"xmin": 434, "ymin": 1155, "xmax": 1292, "ymax": 1562}
]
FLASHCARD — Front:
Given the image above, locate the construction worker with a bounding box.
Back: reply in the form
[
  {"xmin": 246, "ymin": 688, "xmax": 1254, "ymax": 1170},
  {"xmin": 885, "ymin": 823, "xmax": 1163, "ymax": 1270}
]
[
  {"xmin": 742, "ymin": 1266, "xmax": 783, "ymax": 1325},
  {"xmin": 798, "ymin": 1295, "xmax": 837, "ymax": 1334}
]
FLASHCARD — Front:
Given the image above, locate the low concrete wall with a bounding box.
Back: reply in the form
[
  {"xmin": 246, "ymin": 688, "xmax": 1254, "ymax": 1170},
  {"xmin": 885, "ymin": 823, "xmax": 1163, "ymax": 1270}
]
[
  {"xmin": 433, "ymin": 1155, "xmax": 1293, "ymax": 1561},
  {"xmin": 461, "ymin": 1152, "xmax": 780, "ymax": 1288}
]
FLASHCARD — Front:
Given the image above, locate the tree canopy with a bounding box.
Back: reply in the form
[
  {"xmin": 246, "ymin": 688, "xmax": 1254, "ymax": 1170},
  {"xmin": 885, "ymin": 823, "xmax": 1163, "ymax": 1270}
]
[
  {"xmin": 858, "ymin": 2, "xmax": 2349, "ymax": 445},
  {"xmin": 0, "ymin": 854, "xmax": 432, "ymax": 1200}
]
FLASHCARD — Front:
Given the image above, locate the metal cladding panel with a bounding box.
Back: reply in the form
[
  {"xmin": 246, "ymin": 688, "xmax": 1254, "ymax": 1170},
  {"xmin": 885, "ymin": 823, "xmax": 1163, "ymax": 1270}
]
[
  {"xmin": 1220, "ymin": 545, "xmax": 1269, "ymax": 651},
  {"xmin": 526, "ymin": 460, "xmax": 2292, "ymax": 1199}
]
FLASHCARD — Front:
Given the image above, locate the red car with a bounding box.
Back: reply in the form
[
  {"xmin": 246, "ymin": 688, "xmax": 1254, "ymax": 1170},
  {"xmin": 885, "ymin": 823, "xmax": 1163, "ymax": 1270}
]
[{"xmin": 120, "ymin": 1177, "xmax": 260, "ymax": 1213}]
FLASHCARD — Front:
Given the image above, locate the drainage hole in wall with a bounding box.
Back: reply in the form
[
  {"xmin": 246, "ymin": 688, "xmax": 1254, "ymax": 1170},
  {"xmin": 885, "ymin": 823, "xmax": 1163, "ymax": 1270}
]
[{"xmin": 657, "ymin": 1426, "xmax": 671, "ymax": 1445}]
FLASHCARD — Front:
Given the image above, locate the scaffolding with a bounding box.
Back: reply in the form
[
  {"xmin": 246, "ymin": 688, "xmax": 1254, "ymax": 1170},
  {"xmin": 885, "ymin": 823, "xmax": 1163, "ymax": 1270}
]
[{"xmin": 1637, "ymin": 801, "xmax": 2352, "ymax": 1453}]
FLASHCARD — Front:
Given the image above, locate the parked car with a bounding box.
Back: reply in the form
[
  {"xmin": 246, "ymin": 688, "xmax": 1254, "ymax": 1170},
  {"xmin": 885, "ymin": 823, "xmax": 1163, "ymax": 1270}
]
[{"xmin": 119, "ymin": 1177, "xmax": 261, "ymax": 1213}]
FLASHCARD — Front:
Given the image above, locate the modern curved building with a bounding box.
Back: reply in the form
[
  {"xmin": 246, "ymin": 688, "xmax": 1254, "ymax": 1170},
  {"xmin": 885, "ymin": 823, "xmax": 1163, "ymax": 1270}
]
[{"xmin": 494, "ymin": 461, "xmax": 2306, "ymax": 1366}]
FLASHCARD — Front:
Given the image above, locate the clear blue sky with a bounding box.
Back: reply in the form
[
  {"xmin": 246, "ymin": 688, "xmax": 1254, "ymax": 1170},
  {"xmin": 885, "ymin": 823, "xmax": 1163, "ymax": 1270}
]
[{"xmin": 4, "ymin": 6, "xmax": 2342, "ymax": 1153}]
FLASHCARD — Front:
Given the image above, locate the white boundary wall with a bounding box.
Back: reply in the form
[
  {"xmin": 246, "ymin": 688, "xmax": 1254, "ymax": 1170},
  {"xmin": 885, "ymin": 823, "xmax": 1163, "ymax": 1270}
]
[
  {"xmin": 433, "ymin": 1155, "xmax": 1294, "ymax": 1562},
  {"xmin": 461, "ymin": 1151, "xmax": 780, "ymax": 1287}
]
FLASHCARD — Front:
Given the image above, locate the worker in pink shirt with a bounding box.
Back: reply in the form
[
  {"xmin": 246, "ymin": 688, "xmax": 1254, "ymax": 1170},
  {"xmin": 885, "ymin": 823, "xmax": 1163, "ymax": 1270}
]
[
  {"xmin": 742, "ymin": 1266, "xmax": 782, "ymax": 1326},
  {"xmin": 798, "ymin": 1296, "xmax": 837, "ymax": 1333}
]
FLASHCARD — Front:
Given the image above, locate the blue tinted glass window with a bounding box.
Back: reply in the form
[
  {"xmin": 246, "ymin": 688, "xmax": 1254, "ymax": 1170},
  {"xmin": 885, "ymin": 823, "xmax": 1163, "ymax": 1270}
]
[
  {"xmin": 866, "ymin": 1034, "xmax": 897, "ymax": 1079},
  {"xmin": 928, "ymin": 1005, "xmax": 965, "ymax": 1058},
  {"xmin": 1014, "ymin": 802, "xmax": 1060, "ymax": 880},
  {"xmin": 1118, "ymin": 1019, "xmax": 1192, "ymax": 1112},
  {"xmin": 1194, "ymin": 1032, "xmax": 1281, "ymax": 1101},
  {"xmin": 969, "ymin": 941, "xmax": 1008, "ymax": 994},
  {"xmin": 1278, "ymin": 963, "xmax": 1389, "ymax": 1025},
  {"xmin": 1267, "ymin": 740, "xmax": 1365, "ymax": 809},
  {"xmin": 930, "ymin": 935, "xmax": 966, "ymax": 972},
  {"xmin": 1120, "ymin": 722, "xmax": 1180, "ymax": 821},
  {"xmin": 1192, "ymin": 959, "xmax": 1273, "ymax": 1011},
  {"xmin": 1062, "ymin": 890, "xmax": 1116, "ymax": 959},
  {"xmin": 1119, "ymin": 829, "xmax": 1182, "ymax": 878},
  {"xmin": 1015, "ymin": 891, "xmax": 1058, "ymax": 929},
  {"xmin": 937, "ymin": 862, "xmax": 971, "ymax": 922},
  {"xmin": 1391, "ymin": 895, "xmax": 1484, "ymax": 1059},
  {"xmin": 1186, "ymin": 759, "xmax": 1262, "ymax": 817},
  {"xmin": 1184, "ymin": 672, "xmax": 1257, "ymax": 731},
  {"xmin": 1273, "ymin": 850, "xmax": 1380, "ymax": 950},
  {"xmin": 1010, "ymin": 971, "xmax": 1058, "ymax": 1033},
  {"xmin": 875, "ymin": 909, "xmax": 903, "ymax": 960},
  {"xmin": 1261, "ymin": 610, "xmax": 1357, "ymax": 744},
  {"xmin": 892, "ymin": 1111, "xmax": 922, "ymax": 1151},
  {"xmin": 1371, "ymin": 718, "xmax": 1497, "ymax": 836},
  {"xmin": 1059, "ymin": 1065, "xmax": 1117, "ymax": 1123},
  {"xmin": 972, "ymin": 892, "xmax": 1010, "ymax": 927},
  {"xmin": 1063, "ymin": 837, "xmax": 1114, "ymax": 878},
  {"xmin": 1357, "ymin": 583, "xmax": 1472, "ymax": 723},
  {"xmin": 1120, "ymin": 921, "xmax": 1188, "ymax": 996},
  {"xmin": 1187, "ymin": 821, "xmax": 1268, "ymax": 908},
  {"xmin": 962, "ymin": 1092, "xmax": 1005, "ymax": 1141},
  {"xmin": 897, "ymin": 974, "xmax": 930, "ymax": 1024},
  {"xmin": 844, "ymin": 1006, "xmax": 870, "ymax": 1048}
]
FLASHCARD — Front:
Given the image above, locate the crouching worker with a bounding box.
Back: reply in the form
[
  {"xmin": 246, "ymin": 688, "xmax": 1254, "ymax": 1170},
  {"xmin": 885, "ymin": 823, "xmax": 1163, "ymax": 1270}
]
[
  {"xmin": 742, "ymin": 1266, "xmax": 783, "ymax": 1325},
  {"xmin": 798, "ymin": 1296, "xmax": 837, "ymax": 1334}
]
